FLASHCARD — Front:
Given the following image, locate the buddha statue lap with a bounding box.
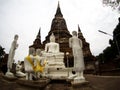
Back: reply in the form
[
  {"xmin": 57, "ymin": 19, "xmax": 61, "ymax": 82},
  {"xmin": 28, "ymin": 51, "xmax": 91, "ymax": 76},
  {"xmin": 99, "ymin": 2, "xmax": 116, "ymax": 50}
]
[{"xmin": 42, "ymin": 33, "xmax": 64, "ymax": 65}]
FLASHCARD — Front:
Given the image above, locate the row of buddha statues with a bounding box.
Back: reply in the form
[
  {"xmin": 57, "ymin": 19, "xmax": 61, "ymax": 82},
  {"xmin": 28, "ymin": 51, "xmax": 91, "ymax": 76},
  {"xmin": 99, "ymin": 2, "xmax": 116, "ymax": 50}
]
[{"xmin": 5, "ymin": 31, "xmax": 86, "ymax": 83}]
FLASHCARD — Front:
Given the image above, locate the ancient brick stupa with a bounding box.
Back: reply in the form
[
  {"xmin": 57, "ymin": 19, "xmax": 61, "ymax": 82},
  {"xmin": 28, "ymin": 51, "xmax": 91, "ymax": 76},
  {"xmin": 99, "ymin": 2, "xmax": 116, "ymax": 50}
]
[
  {"xmin": 42, "ymin": 2, "xmax": 72, "ymax": 53},
  {"xmin": 29, "ymin": 2, "xmax": 95, "ymax": 68}
]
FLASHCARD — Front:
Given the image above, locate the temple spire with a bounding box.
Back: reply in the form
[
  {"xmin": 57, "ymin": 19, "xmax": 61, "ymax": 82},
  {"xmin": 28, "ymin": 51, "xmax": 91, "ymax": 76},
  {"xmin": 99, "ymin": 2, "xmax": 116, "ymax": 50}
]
[
  {"xmin": 78, "ymin": 24, "xmax": 84, "ymax": 40},
  {"xmin": 58, "ymin": 1, "xmax": 60, "ymax": 8},
  {"xmin": 36, "ymin": 27, "xmax": 41, "ymax": 45},
  {"xmin": 55, "ymin": 1, "xmax": 63, "ymax": 17},
  {"xmin": 29, "ymin": 28, "xmax": 42, "ymax": 49},
  {"xmin": 78, "ymin": 24, "xmax": 81, "ymax": 32},
  {"xmin": 36, "ymin": 28, "xmax": 41, "ymax": 39}
]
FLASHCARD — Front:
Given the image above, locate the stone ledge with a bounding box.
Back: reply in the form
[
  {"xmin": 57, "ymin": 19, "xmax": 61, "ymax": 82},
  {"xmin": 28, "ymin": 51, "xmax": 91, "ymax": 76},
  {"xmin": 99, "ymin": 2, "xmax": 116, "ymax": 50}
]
[
  {"xmin": 17, "ymin": 78, "xmax": 50, "ymax": 88},
  {"xmin": 71, "ymin": 80, "xmax": 89, "ymax": 87},
  {"xmin": 2, "ymin": 75, "xmax": 18, "ymax": 82}
]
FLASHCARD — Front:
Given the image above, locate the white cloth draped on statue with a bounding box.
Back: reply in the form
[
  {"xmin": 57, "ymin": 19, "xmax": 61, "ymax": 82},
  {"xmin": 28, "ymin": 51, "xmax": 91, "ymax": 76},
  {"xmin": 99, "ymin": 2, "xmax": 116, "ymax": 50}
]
[
  {"xmin": 73, "ymin": 47, "xmax": 85, "ymax": 72},
  {"xmin": 24, "ymin": 55, "xmax": 34, "ymax": 72},
  {"xmin": 7, "ymin": 40, "xmax": 18, "ymax": 69},
  {"xmin": 69, "ymin": 35, "xmax": 85, "ymax": 72}
]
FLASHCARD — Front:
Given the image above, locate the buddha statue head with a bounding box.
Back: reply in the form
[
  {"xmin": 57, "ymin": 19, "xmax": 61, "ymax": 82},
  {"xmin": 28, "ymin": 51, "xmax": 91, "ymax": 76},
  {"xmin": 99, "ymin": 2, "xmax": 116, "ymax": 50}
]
[
  {"xmin": 29, "ymin": 47, "xmax": 35, "ymax": 56},
  {"xmin": 14, "ymin": 34, "xmax": 19, "ymax": 41},
  {"xmin": 72, "ymin": 31, "xmax": 77, "ymax": 36},
  {"xmin": 50, "ymin": 33, "xmax": 55, "ymax": 42},
  {"xmin": 36, "ymin": 49, "xmax": 42, "ymax": 56}
]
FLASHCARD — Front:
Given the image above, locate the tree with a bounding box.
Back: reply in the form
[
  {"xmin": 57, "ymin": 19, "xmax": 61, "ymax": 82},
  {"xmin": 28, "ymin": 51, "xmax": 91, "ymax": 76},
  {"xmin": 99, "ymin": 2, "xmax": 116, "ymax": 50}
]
[
  {"xmin": 97, "ymin": 17, "xmax": 120, "ymax": 63},
  {"xmin": 113, "ymin": 17, "xmax": 120, "ymax": 55},
  {"xmin": 102, "ymin": 0, "xmax": 120, "ymax": 13},
  {"xmin": 0, "ymin": 45, "xmax": 5, "ymax": 71},
  {"xmin": 0, "ymin": 45, "xmax": 5, "ymax": 61}
]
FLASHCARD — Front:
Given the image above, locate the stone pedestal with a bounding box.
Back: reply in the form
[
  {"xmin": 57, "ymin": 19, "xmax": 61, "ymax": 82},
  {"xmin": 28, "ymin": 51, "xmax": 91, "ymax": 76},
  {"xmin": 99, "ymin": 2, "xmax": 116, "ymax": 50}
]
[
  {"xmin": 3, "ymin": 75, "xmax": 18, "ymax": 82},
  {"xmin": 43, "ymin": 53, "xmax": 68, "ymax": 79},
  {"xmin": 17, "ymin": 78, "xmax": 50, "ymax": 90},
  {"xmin": 47, "ymin": 68, "xmax": 68, "ymax": 79},
  {"xmin": 71, "ymin": 79, "xmax": 89, "ymax": 85},
  {"xmin": 71, "ymin": 80, "xmax": 90, "ymax": 89}
]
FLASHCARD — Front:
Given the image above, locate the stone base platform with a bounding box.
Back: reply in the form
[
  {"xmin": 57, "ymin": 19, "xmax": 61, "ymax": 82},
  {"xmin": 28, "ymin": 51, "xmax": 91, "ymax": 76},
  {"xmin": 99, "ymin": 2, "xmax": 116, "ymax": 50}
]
[
  {"xmin": 46, "ymin": 68, "xmax": 69, "ymax": 80},
  {"xmin": 2, "ymin": 75, "xmax": 18, "ymax": 82},
  {"xmin": 71, "ymin": 80, "xmax": 89, "ymax": 86},
  {"xmin": 17, "ymin": 78, "xmax": 50, "ymax": 90},
  {"xmin": 66, "ymin": 78, "xmax": 73, "ymax": 82},
  {"xmin": 71, "ymin": 80, "xmax": 91, "ymax": 89}
]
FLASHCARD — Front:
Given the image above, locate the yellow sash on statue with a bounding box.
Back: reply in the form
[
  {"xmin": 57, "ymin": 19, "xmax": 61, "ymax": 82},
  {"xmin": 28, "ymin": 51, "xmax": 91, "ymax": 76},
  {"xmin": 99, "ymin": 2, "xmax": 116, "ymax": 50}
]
[
  {"xmin": 25, "ymin": 55, "xmax": 35, "ymax": 70},
  {"xmin": 34, "ymin": 60, "xmax": 44, "ymax": 73},
  {"xmin": 25, "ymin": 55, "xmax": 46, "ymax": 73},
  {"xmin": 34, "ymin": 58, "xmax": 47, "ymax": 73}
]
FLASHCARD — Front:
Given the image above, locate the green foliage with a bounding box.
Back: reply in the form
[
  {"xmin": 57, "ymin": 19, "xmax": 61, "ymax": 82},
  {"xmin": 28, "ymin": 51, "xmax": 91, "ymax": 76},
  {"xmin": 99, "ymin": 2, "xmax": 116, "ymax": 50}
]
[
  {"xmin": 103, "ymin": 46, "xmax": 116, "ymax": 61},
  {"xmin": 97, "ymin": 43, "xmax": 117, "ymax": 63},
  {"xmin": 117, "ymin": 0, "xmax": 120, "ymax": 3},
  {"xmin": 0, "ymin": 45, "xmax": 5, "ymax": 60},
  {"xmin": 113, "ymin": 18, "xmax": 120, "ymax": 55}
]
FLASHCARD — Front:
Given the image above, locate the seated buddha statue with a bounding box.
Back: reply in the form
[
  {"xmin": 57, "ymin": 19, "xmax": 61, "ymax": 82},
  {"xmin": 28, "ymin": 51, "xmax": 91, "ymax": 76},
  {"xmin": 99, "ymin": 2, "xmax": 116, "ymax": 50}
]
[
  {"xmin": 43, "ymin": 33, "xmax": 64, "ymax": 56},
  {"xmin": 45, "ymin": 33, "xmax": 59, "ymax": 53}
]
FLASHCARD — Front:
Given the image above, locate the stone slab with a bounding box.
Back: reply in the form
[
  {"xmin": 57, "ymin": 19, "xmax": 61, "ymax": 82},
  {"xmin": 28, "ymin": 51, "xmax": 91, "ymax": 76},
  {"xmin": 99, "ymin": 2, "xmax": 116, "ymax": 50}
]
[
  {"xmin": 17, "ymin": 78, "xmax": 50, "ymax": 88},
  {"xmin": 66, "ymin": 78, "xmax": 73, "ymax": 82},
  {"xmin": 48, "ymin": 75, "xmax": 68, "ymax": 80},
  {"xmin": 2, "ymin": 75, "xmax": 18, "ymax": 82},
  {"xmin": 71, "ymin": 80, "xmax": 89, "ymax": 87}
]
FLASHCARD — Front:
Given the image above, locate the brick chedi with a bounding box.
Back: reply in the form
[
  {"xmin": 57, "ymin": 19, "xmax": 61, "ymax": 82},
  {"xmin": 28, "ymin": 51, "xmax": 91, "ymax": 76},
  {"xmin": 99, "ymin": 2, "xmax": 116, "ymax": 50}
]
[
  {"xmin": 29, "ymin": 2, "xmax": 95, "ymax": 69},
  {"xmin": 29, "ymin": 28, "xmax": 43, "ymax": 49},
  {"xmin": 42, "ymin": 2, "xmax": 72, "ymax": 53}
]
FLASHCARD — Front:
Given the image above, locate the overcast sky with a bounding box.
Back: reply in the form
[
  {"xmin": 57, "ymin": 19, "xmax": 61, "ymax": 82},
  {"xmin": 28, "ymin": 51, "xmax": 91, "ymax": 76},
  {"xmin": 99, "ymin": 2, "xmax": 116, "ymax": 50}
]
[{"xmin": 0, "ymin": 0, "xmax": 119, "ymax": 62}]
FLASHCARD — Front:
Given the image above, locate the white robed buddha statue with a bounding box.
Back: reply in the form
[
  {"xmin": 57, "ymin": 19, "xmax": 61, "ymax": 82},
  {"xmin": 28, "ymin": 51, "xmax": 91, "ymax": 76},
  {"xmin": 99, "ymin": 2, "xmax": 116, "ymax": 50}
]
[
  {"xmin": 5, "ymin": 35, "xmax": 19, "ymax": 77},
  {"xmin": 34, "ymin": 49, "xmax": 46, "ymax": 78},
  {"xmin": 69, "ymin": 31, "xmax": 85, "ymax": 83},
  {"xmin": 42, "ymin": 33, "xmax": 66, "ymax": 79},
  {"xmin": 16, "ymin": 60, "xmax": 26, "ymax": 77},
  {"xmin": 24, "ymin": 47, "xmax": 35, "ymax": 80},
  {"xmin": 43, "ymin": 33, "xmax": 63, "ymax": 56},
  {"xmin": 45, "ymin": 33, "xmax": 59, "ymax": 53}
]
